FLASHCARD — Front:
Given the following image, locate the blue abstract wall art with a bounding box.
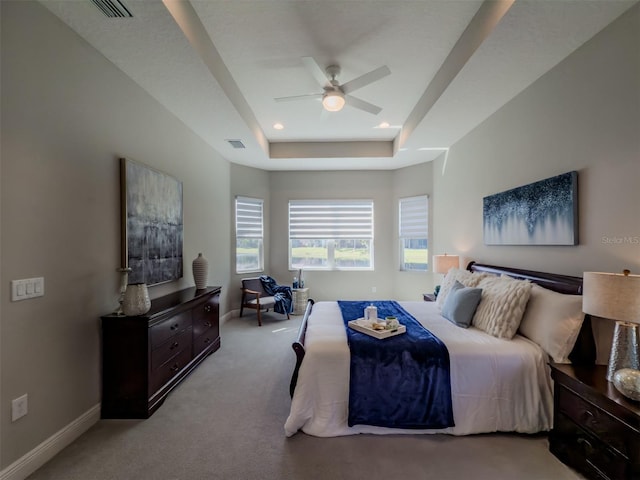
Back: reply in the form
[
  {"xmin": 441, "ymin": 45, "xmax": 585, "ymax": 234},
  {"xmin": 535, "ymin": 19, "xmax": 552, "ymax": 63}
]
[{"xmin": 483, "ymin": 171, "xmax": 578, "ymax": 245}]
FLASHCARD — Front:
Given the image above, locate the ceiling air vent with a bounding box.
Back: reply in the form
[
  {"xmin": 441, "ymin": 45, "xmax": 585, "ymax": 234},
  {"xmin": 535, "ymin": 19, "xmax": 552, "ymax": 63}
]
[
  {"xmin": 226, "ymin": 140, "xmax": 246, "ymax": 149},
  {"xmin": 90, "ymin": 0, "xmax": 133, "ymax": 18}
]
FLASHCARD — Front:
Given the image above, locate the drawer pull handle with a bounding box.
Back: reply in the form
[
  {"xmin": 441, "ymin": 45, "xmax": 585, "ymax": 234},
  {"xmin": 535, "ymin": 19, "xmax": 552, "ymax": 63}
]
[
  {"xmin": 170, "ymin": 342, "xmax": 179, "ymax": 350},
  {"xmin": 204, "ymin": 321, "xmax": 212, "ymax": 327},
  {"xmin": 170, "ymin": 323, "xmax": 180, "ymax": 330},
  {"xmin": 170, "ymin": 363, "xmax": 180, "ymax": 372},
  {"xmin": 204, "ymin": 305, "xmax": 212, "ymax": 313},
  {"xmin": 577, "ymin": 437, "xmax": 594, "ymax": 454}
]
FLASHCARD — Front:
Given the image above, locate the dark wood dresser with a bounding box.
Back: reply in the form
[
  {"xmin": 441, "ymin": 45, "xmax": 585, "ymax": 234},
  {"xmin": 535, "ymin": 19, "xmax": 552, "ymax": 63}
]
[
  {"xmin": 101, "ymin": 286, "xmax": 221, "ymax": 419},
  {"xmin": 549, "ymin": 363, "xmax": 640, "ymax": 480}
]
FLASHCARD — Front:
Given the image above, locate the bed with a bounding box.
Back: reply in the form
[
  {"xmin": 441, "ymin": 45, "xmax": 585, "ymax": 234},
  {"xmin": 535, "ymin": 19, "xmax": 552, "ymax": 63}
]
[{"xmin": 285, "ymin": 262, "xmax": 595, "ymax": 437}]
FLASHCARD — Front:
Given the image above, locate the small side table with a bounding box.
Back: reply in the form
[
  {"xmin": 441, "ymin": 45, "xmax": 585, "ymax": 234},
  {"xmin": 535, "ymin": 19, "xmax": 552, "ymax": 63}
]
[
  {"xmin": 292, "ymin": 288, "xmax": 310, "ymax": 315},
  {"xmin": 549, "ymin": 363, "xmax": 640, "ymax": 480},
  {"xmin": 423, "ymin": 293, "xmax": 436, "ymax": 302}
]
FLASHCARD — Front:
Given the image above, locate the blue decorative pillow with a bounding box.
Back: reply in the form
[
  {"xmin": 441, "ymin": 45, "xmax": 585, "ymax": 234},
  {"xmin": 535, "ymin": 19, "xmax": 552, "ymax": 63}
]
[{"xmin": 441, "ymin": 280, "xmax": 483, "ymax": 328}]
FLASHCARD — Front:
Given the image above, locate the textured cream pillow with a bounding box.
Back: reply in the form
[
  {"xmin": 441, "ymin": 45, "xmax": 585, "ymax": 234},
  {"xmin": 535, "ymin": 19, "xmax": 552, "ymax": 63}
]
[
  {"xmin": 472, "ymin": 276, "xmax": 533, "ymax": 339},
  {"xmin": 518, "ymin": 284, "xmax": 584, "ymax": 363},
  {"xmin": 436, "ymin": 268, "xmax": 485, "ymax": 308}
]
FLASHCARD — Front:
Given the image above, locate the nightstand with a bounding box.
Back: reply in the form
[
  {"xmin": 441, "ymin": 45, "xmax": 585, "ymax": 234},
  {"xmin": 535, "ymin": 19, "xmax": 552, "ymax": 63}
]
[
  {"xmin": 549, "ymin": 363, "xmax": 640, "ymax": 480},
  {"xmin": 292, "ymin": 287, "xmax": 309, "ymax": 315},
  {"xmin": 423, "ymin": 293, "xmax": 436, "ymax": 302}
]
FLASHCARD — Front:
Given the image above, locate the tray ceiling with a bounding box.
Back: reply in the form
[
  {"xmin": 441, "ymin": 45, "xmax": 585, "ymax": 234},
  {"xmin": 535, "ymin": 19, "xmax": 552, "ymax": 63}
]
[{"xmin": 41, "ymin": 0, "xmax": 637, "ymax": 170}]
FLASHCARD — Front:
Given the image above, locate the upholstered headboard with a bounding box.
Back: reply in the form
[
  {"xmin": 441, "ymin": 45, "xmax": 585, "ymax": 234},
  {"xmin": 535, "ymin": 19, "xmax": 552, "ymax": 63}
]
[{"xmin": 467, "ymin": 262, "xmax": 595, "ymax": 365}]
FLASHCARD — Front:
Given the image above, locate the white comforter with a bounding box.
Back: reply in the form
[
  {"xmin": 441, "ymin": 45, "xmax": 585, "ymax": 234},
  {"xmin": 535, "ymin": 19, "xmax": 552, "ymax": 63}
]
[{"xmin": 284, "ymin": 301, "xmax": 553, "ymax": 437}]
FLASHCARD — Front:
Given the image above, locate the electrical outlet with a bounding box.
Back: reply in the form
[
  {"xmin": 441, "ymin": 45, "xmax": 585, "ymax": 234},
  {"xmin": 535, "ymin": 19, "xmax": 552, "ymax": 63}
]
[
  {"xmin": 371, "ymin": 286, "xmax": 377, "ymax": 293},
  {"xmin": 11, "ymin": 394, "xmax": 28, "ymax": 422}
]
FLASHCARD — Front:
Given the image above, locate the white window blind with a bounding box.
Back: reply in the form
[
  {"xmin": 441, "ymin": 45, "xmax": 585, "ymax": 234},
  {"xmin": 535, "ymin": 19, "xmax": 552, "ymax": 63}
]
[
  {"xmin": 236, "ymin": 196, "xmax": 263, "ymax": 238},
  {"xmin": 399, "ymin": 195, "xmax": 428, "ymax": 238},
  {"xmin": 289, "ymin": 200, "xmax": 374, "ymax": 239}
]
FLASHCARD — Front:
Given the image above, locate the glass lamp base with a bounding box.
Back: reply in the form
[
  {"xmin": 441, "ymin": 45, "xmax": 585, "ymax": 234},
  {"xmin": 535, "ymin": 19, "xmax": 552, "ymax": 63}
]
[
  {"xmin": 612, "ymin": 368, "xmax": 640, "ymax": 401},
  {"xmin": 607, "ymin": 321, "xmax": 640, "ymax": 382}
]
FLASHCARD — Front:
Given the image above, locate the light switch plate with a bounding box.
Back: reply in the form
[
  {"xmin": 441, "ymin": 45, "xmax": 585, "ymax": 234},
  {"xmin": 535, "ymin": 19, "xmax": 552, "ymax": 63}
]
[{"xmin": 11, "ymin": 277, "xmax": 45, "ymax": 301}]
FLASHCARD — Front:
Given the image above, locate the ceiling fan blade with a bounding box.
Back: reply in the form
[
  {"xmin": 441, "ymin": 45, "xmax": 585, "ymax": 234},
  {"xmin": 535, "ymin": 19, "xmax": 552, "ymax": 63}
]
[
  {"xmin": 345, "ymin": 95, "xmax": 382, "ymax": 115},
  {"xmin": 274, "ymin": 93, "xmax": 322, "ymax": 103},
  {"xmin": 341, "ymin": 65, "xmax": 391, "ymax": 94},
  {"xmin": 302, "ymin": 56, "xmax": 330, "ymax": 87}
]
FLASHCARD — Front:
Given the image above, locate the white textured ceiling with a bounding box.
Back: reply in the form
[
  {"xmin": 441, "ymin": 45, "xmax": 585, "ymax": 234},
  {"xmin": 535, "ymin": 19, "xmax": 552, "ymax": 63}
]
[{"xmin": 41, "ymin": 0, "xmax": 637, "ymax": 170}]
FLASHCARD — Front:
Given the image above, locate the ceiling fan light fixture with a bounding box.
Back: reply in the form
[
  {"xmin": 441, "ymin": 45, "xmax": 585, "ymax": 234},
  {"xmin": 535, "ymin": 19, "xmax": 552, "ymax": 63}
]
[{"xmin": 322, "ymin": 91, "xmax": 345, "ymax": 112}]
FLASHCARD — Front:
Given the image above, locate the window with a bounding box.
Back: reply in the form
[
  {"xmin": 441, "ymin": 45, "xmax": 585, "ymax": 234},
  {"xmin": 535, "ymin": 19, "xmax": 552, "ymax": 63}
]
[
  {"xmin": 289, "ymin": 200, "xmax": 374, "ymax": 270},
  {"xmin": 235, "ymin": 196, "xmax": 264, "ymax": 273},
  {"xmin": 399, "ymin": 195, "xmax": 428, "ymax": 271}
]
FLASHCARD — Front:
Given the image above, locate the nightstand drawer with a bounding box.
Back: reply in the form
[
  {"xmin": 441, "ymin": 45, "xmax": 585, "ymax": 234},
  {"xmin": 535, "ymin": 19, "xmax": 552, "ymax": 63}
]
[
  {"xmin": 552, "ymin": 412, "xmax": 629, "ymax": 480},
  {"xmin": 558, "ymin": 384, "xmax": 638, "ymax": 460}
]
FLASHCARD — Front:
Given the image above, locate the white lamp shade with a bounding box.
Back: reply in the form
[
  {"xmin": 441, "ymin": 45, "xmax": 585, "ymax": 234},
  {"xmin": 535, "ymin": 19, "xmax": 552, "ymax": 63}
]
[
  {"xmin": 583, "ymin": 271, "xmax": 640, "ymax": 324},
  {"xmin": 433, "ymin": 254, "xmax": 460, "ymax": 274}
]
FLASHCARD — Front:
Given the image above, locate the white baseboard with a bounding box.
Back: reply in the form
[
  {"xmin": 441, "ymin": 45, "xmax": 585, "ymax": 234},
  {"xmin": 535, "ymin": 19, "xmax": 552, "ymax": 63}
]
[
  {"xmin": 220, "ymin": 309, "xmax": 240, "ymax": 324},
  {"xmin": 0, "ymin": 403, "xmax": 100, "ymax": 480}
]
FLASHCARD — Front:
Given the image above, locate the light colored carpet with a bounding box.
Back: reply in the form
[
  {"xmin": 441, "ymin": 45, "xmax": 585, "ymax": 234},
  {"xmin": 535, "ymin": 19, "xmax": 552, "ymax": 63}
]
[{"xmin": 28, "ymin": 312, "xmax": 585, "ymax": 480}]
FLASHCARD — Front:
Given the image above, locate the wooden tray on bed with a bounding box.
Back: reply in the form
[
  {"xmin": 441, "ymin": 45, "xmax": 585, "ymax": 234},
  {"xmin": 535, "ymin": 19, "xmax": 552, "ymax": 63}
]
[{"xmin": 348, "ymin": 319, "xmax": 406, "ymax": 339}]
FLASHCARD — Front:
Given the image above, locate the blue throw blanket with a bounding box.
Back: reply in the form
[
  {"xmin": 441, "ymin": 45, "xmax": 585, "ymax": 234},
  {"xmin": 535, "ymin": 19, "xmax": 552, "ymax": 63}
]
[
  {"xmin": 259, "ymin": 275, "xmax": 293, "ymax": 315},
  {"xmin": 338, "ymin": 300, "xmax": 454, "ymax": 429}
]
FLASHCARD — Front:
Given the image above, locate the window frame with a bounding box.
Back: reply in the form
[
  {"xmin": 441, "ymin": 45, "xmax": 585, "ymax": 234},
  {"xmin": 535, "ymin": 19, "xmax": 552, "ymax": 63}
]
[
  {"xmin": 399, "ymin": 195, "xmax": 429, "ymax": 272},
  {"xmin": 235, "ymin": 196, "xmax": 264, "ymax": 274},
  {"xmin": 288, "ymin": 199, "xmax": 374, "ymax": 271}
]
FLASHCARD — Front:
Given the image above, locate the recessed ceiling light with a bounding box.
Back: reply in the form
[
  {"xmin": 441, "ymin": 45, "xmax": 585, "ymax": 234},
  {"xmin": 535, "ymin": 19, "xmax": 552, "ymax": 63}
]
[
  {"xmin": 273, "ymin": 123, "xmax": 284, "ymax": 130},
  {"xmin": 378, "ymin": 122, "xmax": 390, "ymax": 128}
]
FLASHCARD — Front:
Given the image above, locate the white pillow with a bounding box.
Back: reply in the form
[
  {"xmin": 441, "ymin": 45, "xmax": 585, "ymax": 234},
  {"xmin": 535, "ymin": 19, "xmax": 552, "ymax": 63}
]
[
  {"xmin": 518, "ymin": 284, "xmax": 584, "ymax": 363},
  {"xmin": 436, "ymin": 268, "xmax": 486, "ymax": 309},
  {"xmin": 472, "ymin": 276, "xmax": 532, "ymax": 339}
]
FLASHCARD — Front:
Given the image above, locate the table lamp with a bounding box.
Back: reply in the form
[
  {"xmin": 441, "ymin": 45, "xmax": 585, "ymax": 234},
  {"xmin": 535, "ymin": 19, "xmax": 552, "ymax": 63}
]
[
  {"xmin": 433, "ymin": 254, "xmax": 460, "ymax": 276},
  {"xmin": 583, "ymin": 270, "xmax": 640, "ymax": 391},
  {"xmin": 432, "ymin": 254, "xmax": 460, "ymax": 298}
]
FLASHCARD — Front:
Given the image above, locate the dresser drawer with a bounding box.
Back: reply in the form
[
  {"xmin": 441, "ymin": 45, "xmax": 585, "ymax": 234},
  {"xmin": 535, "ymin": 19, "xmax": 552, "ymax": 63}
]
[
  {"xmin": 150, "ymin": 348, "xmax": 192, "ymax": 393},
  {"xmin": 192, "ymin": 297, "xmax": 219, "ymax": 337},
  {"xmin": 558, "ymin": 384, "xmax": 639, "ymax": 460},
  {"xmin": 151, "ymin": 328, "xmax": 193, "ymax": 371},
  {"xmin": 192, "ymin": 306, "xmax": 216, "ymax": 337},
  {"xmin": 150, "ymin": 311, "xmax": 191, "ymax": 348},
  {"xmin": 552, "ymin": 412, "xmax": 630, "ymax": 480},
  {"xmin": 193, "ymin": 331, "xmax": 217, "ymax": 356}
]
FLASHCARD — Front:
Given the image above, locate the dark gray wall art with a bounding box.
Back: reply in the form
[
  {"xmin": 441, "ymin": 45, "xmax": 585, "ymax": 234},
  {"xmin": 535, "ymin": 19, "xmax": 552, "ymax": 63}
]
[
  {"xmin": 121, "ymin": 158, "xmax": 183, "ymax": 285},
  {"xmin": 483, "ymin": 171, "xmax": 578, "ymax": 245}
]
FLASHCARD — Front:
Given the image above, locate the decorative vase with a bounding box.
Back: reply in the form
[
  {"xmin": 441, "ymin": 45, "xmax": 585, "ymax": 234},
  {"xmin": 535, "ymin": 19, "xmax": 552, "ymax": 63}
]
[
  {"xmin": 192, "ymin": 253, "xmax": 208, "ymax": 290},
  {"xmin": 122, "ymin": 283, "xmax": 151, "ymax": 316}
]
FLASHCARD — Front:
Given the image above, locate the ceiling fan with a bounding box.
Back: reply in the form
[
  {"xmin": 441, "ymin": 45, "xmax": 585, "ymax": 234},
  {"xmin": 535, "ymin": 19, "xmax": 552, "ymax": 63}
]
[{"xmin": 275, "ymin": 57, "xmax": 391, "ymax": 115}]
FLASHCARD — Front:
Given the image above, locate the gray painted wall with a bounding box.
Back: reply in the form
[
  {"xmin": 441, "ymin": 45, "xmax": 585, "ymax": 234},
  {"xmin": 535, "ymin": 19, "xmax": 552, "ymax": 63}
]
[
  {"xmin": 266, "ymin": 164, "xmax": 434, "ymax": 304},
  {"xmin": 1, "ymin": 1, "xmax": 230, "ymax": 469},
  {"xmin": 433, "ymin": 2, "xmax": 639, "ymax": 278}
]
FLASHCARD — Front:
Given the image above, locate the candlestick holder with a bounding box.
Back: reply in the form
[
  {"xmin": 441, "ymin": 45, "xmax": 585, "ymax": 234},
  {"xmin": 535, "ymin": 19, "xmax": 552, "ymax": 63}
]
[{"xmin": 113, "ymin": 267, "xmax": 132, "ymax": 316}]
